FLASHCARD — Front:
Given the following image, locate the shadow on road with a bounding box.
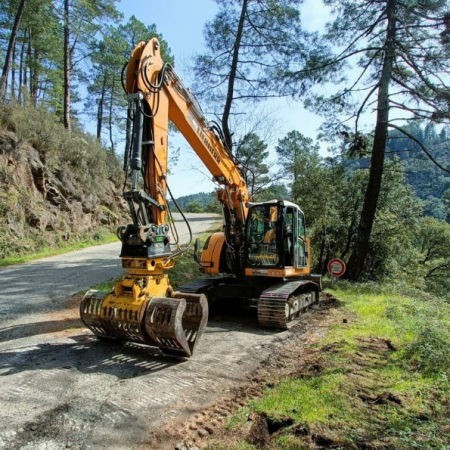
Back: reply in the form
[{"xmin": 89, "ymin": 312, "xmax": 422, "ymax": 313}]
[
  {"xmin": 0, "ymin": 303, "xmax": 275, "ymax": 343},
  {"xmin": 0, "ymin": 318, "xmax": 83, "ymax": 343},
  {"xmin": 206, "ymin": 307, "xmax": 279, "ymax": 337},
  {"xmin": 0, "ymin": 300, "xmax": 285, "ymax": 380},
  {"xmin": 0, "ymin": 334, "xmax": 182, "ymax": 378}
]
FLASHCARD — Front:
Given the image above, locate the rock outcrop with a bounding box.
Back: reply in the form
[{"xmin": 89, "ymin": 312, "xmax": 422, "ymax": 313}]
[{"xmin": 0, "ymin": 129, "xmax": 128, "ymax": 259}]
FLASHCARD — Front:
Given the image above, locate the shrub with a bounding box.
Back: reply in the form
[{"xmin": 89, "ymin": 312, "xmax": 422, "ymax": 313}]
[
  {"xmin": 403, "ymin": 324, "xmax": 450, "ymax": 376},
  {"xmin": 0, "ymin": 99, "xmax": 122, "ymax": 185}
]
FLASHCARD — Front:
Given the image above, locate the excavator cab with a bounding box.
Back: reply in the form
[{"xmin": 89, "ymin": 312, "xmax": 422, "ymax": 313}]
[{"xmin": 246, "ymin": 200, "xmax": 309, "ymax": 273}]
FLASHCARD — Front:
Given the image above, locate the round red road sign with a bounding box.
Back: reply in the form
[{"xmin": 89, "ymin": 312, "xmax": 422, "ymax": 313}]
[{"xmin": 328, "ymin": 258, "xmax": 346, "ymax": 277}]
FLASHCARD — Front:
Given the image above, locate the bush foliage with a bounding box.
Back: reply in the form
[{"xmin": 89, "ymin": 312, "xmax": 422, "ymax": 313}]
[{"xmin": 0, "ymin": 99, "xmax": 122, "ymax": 184}]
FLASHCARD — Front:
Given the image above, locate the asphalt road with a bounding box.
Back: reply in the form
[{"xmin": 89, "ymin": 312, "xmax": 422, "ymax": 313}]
[
  {"xmin": 0, "ymin": 213, "xmax": 220, "ymax": 319},
  {"xmin": 0, "ymin": 212, "xmax": 321, "ymax": 450}
]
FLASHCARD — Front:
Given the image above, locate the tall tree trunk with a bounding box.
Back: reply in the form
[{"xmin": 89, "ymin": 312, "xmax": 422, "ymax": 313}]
[
  {"xmin": 0, "ymin": 0, "xmax": 27, "ymax": 98},
  {"xmin": 318, "ymin": 227, "xmax": 326, "ymax": 274},
  {"xmin": 108, "ymin": 74, "xmax": 115, "ymax": 152},
  {"xmin": 63, "ymin": 0, "xmax": 71, "ymax": 130},
  {"xmin": 11, "ymin": 41, "xmax": 17, "ymax": 99},
  {"xmin": 345, "ymin": 0, "xmax": 397, "ymax": 281},
  {"xmin": 97, "ymin": 73, "xmax": 107, "ymax": 140},
  {"xmin": 23, "ymin": 47, "xmax": 28, "ymax": 94},
  {"xmin": 31, "ymin": 48, "xmax": 39, "ymax": 105},
  {"xmin": 291, "ymin": 148, "xmax": 300, "ymax": 201},
  {"xmin": 222, "ymin": 0, "xmax": 248, "ymax": 152},
  {"xmin": 324, "ymin": 247, "xmax": 331, "ymax": 275},
  {"xmin": 26, "ymin": 29, "xmax": 32, "ymax": 96},
  {"xmin": 18, "ymin": 30, "xmax": 26, "ymax": 103},
  {"xmin": 23, "ymin": 29, "xmax": 30, "ymax": 96}
]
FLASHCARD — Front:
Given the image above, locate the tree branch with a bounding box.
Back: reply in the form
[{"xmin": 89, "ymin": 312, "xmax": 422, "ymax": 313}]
[{"xmin": 388, "ymin": 123, "xmax": 450, "ymax": 173}]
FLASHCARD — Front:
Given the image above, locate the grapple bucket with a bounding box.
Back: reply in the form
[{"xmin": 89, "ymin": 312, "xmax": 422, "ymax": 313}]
[
  {"xmin": 80, "ymin": 289, "xmax": 208, "ymax": 357},
  {"xmin": 145, "ymin": 292, "xmax": 208, "ymax": 357},
  {"xmin": 80, "ymin": 290, "xmax": 149, "ymax": 343},
  {"xmin": 173, "ymin": 292, "xmax": 208, "ymax": 354}
]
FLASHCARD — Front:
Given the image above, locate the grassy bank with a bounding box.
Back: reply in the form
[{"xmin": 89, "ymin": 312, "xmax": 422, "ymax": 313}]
[
  {"xmin": 0, "ymin": 232, "xmax": 118, "ymax": 267},
  {"xmin": 216, "ymin": 283, "xmax": 450, "ymax": 450}
]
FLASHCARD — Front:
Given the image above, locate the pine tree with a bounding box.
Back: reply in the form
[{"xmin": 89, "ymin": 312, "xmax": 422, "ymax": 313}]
[
  {"xmin": 235, "ymin": 132, "xmax": 271, "ymax": 198},
  {"xmin": 281, "ymin": 0, "xmax": 450, "ymax": 280},
  {"xmin": 192, "ymin": 0, "xmax": 310, "ymax": 152},
  {"xmin": 60, "ymin": 0, "xmax": 120, "ymax": 130},
  {"xmin": 0, "ymin": 0, "xmax": 27, "ymax": 97},
  {"xmin": 85, "ymin": 17, "xmax": 173, "ymax": 151}
]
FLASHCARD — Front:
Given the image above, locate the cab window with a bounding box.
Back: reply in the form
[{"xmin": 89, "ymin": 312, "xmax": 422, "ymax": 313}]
[{"xmin": 247, "ymin": 205, "xmax": 279, "ymax": 267}]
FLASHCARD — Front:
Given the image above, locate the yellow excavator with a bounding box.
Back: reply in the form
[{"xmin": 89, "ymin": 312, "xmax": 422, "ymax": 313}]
[{"xmin": 80, "ymin": 38, "xmax": 322, "ymax": 357}]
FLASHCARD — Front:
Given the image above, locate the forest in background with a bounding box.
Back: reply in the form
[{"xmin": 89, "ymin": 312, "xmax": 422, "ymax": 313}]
[
  {"xmin": 0, "ymin": 0, "xmax": 173, "ymax": 148},
  {"xmin": 174, "ymin": 122, "xmax": 450, "ymax": 300},
  {"xmin": 1, "ymin": 0, "xmax": 450, "ymax": 293}
]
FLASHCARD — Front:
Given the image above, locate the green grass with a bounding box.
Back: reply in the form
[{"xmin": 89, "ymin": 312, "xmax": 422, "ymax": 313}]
[
  {"xmin": 88, "ymin": 279, "xmax": 118, "ymax": 292},
  {"xmin": 220, "ymin": 282, "xmax": 450, "ymax": 450},
  {"xmin": 0, "ymin": 233, "xmax": 118, "ymax": 267},
  {"xmin": 253, "ymin": 374, "xmax": 352, "ymax": 425},
  {"xmin": 166, "ymin": 231, "xmax": 215, "ymax": 290}
]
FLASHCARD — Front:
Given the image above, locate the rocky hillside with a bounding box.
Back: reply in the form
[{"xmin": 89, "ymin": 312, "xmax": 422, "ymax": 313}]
[{"xmin": 0, "ymin": 108, "xmax": 129, "ymax": 261}]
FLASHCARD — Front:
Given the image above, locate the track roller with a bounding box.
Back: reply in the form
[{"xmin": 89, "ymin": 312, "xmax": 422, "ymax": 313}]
[{"xmin": 257, "ymin": 281, "xmax": 319, "ymax": 329}]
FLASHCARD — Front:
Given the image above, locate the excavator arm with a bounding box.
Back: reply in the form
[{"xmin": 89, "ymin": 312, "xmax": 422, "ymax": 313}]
[
  {"xmin": 124, "ymin": 39, "xmax": 249, "ymax": 252},
  {"xmin": 80, "ymin": 38, "xmax": 250, "ymax": 357}
]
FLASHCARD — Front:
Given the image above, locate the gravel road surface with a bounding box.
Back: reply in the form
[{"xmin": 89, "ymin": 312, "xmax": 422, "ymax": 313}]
[{"xmin": 0, "ymin": 212, "xmax": 320, "ymax": 450}]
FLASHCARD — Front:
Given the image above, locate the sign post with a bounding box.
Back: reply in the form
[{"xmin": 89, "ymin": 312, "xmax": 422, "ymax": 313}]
[{"xmin": 327, "ymin": 258, "xmax": 346, "ymax": 287}]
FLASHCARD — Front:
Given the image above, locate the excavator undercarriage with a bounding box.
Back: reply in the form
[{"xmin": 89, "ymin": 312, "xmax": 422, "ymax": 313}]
[
  {"xmin": 178, "ymin": 276, "xmax": 321, "ymax": 329},
  {"xmin": 80, "ymin": 274, "xmax": 319, "ymax": 357}
]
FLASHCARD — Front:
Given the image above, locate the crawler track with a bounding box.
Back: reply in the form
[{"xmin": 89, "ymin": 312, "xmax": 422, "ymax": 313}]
[
  {"xmin": 178, "ymin": 277, "xmax": 320, "ymax": 329},
  {"xmin": 257, "ymin": 280, "xmax": 319, "ymax": 329}
]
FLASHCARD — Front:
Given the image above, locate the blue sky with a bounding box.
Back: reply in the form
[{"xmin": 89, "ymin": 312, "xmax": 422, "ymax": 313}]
[{"xmin": 115, "ymin": 0, "xmax": 331, "ymax": 197}]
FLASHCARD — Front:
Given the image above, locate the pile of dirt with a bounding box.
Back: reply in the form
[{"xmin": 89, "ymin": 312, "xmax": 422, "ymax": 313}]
[{"xmin": 0, "ymin": 128, "xmax": 128, "ymax": 259}]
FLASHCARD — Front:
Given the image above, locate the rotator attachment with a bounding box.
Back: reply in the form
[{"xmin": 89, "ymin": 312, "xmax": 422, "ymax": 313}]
[{"xmin": 79, "ymin": 287, "xmax": 208, "ymax": 357}]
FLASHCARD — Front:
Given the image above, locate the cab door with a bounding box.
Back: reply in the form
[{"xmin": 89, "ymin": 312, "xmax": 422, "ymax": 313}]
[{"xmin": 294, "ymin": 208, "xmax": 308, "ymax": 268}]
